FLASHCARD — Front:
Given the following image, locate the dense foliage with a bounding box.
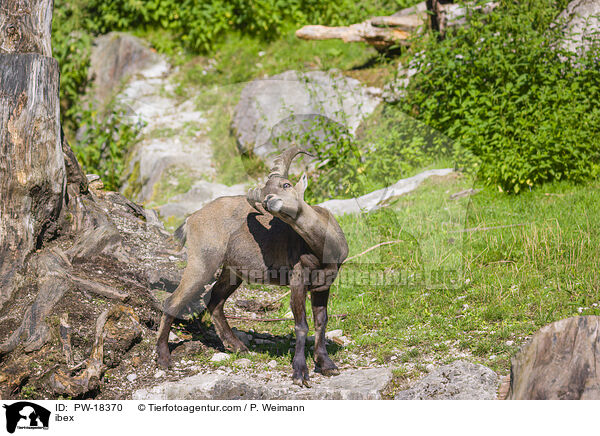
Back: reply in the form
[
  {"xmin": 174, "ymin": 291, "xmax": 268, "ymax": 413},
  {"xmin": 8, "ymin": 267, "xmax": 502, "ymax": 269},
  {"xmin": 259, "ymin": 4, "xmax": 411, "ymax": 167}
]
[
  {"xmin": 73, "ymin": 105, "xmax": 144, "ymax": 191},
  {"xmin": 398, "ymin": 0, "xmax": 600, "ymax": 193}
]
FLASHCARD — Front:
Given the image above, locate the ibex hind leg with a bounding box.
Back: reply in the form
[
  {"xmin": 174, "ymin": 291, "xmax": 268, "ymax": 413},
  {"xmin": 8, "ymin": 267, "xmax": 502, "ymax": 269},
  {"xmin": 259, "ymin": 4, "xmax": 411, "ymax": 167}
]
[
  {"xmin": 156, "ymin": 253, "xmax": 223, "ymax": 368},
  {"xmin": 311, "ymin": 289, "xmax": 340, "ymax": 376},
  {"xmin": 207, "ymin": 269, "xmax": 247, "ymax": 353},
  {"xmin": 291, "ymin": 286, "xmax": 311, "ymax": 387}
]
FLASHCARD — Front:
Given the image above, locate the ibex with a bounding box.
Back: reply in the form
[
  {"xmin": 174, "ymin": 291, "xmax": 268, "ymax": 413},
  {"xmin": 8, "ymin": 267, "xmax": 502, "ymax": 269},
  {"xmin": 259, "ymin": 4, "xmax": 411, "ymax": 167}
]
[{"xmin": 156, "ymin": 147, "xmax": 349, "ymax": 386}]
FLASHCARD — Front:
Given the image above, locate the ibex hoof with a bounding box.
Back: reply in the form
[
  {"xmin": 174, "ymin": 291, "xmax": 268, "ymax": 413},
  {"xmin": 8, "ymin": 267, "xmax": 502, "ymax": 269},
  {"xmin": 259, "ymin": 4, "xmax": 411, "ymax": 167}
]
[
  {"xmin": 157, "ymin": 351, "xmax": 171, "ymax": 369},
  {"xmin": 319, "ymin": 367, "xmax": 340, "ymax": 377},
  {"xmin": 292, "ymin": 377, "xmax": 311, "ymax": 388},
  {"xmin": 224, "ymin": 342, "xmax": 249, "ymax": 353}
]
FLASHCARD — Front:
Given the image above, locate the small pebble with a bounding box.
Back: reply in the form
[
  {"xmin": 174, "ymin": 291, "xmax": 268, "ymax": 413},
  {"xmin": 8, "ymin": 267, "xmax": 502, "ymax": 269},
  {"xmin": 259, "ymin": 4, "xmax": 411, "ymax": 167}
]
[
  {"xmin": 234, "ymin": 358, "xmax": 251, "ymax": 368},
  {"xmin": 325, "ymin": 329, "xmax": 343, "ymax": 340},
  {"xmin": 127, "ymin": 373, "xmax": 137, "ymax": 382},
  {"xmin": 211, "ymin": 352, "xmax": 230, "ymax": 362}
]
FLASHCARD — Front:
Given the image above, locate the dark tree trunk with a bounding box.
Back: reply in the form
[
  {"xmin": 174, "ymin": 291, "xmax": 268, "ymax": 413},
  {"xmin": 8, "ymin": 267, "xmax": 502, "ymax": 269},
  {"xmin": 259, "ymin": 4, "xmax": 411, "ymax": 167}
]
[
  {"xmin": 0, "ymin": 0, "xmax": 178, "ymax": 401},
  {"xmin": 0, "ymin": 0, "xmax": 53, "ymax": 56},
  {"xmin": 0, "ymin": 0, "xmax": 66, "ymax": 310},
  {"xmin": 426, "ymin": 0, "xmax": 454, "ymax": 33}
]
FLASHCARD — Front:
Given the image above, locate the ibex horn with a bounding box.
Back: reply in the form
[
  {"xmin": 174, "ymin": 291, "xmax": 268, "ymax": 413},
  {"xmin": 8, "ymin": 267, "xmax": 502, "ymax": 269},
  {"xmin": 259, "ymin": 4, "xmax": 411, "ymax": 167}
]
[
  {"xmin": 246, "ymin": 187, "xmax": 264, "ymax": 214},
  {"xmin": 268, "ymin": 145, "xmax": 314, "ymax": 179}
]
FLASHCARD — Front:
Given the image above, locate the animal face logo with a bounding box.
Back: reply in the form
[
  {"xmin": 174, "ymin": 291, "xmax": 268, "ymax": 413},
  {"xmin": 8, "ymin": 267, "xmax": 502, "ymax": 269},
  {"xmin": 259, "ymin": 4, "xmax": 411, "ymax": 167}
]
[{"xmin": 3, "ymin": 402, "xmax": 50, "ymax": 434}]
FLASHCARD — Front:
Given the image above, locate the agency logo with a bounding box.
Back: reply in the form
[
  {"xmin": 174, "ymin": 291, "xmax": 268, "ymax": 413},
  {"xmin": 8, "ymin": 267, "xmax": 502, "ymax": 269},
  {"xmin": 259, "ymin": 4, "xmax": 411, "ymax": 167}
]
[{"xmin": 2, "ymin": 402, "xmax": 50, "ymax": 434}]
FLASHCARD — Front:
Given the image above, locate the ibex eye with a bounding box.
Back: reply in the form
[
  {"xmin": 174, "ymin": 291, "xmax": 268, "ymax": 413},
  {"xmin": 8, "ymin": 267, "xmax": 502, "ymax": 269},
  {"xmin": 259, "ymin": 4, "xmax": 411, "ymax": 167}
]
[{"xmin": 283, "ymin": 183, "xmax": 292, "ymax": 189}]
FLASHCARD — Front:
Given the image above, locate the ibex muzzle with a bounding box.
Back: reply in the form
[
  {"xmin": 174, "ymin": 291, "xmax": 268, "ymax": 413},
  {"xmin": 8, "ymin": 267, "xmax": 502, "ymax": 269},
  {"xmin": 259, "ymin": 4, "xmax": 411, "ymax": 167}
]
[{"xmin": 156, "ymin": 146, "xmax": 349, "ymax": 386}]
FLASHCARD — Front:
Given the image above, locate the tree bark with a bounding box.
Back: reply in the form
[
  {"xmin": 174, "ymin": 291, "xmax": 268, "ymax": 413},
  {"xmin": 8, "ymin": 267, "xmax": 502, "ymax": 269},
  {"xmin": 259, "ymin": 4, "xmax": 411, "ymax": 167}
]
[
  {"xmin": 427, "ymin": 1, "xmax": 498, "ymax": 34},
  {"xmin": 0, "ymin": 0, "xmax": 53, "ymax": 56},
  {"xmin": 0, "ymin": 0, "xmax": 66, "ymax": 310}
]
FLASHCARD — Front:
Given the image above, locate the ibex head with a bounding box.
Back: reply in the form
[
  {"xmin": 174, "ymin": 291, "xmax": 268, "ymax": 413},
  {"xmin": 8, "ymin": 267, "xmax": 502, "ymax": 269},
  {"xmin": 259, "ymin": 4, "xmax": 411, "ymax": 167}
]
[{"xmin": 247, "ymin": 146, "xmax": 312, "ymax": 218}]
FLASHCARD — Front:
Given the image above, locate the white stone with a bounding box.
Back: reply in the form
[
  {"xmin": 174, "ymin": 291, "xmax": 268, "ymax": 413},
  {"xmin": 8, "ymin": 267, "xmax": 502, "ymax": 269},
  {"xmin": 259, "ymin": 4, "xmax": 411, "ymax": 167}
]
[
  {"xmin": 211, "ymin": 352, "xmax": 231, "ymax": 362},
  {"xmin": 233, "ymin": 358, "xmax": 252, "ymax": 368},
  {"xmin": 325, "ymin": 329, "xmax": 343, "ymax": 340},
  {"xmin": 319, "ymin": 169, "xmax": 454, "ymax": 215}
]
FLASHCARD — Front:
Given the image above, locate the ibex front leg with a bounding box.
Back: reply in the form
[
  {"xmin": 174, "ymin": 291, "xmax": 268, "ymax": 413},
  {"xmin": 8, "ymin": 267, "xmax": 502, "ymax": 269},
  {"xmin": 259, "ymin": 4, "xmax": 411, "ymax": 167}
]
[
  {"xmin": 290, "ymin": 269, "xmax": 310, "ymax": 387},
  {"xmin": 311, "ymin": 288, "xmax": 340, "ymax": 376}
]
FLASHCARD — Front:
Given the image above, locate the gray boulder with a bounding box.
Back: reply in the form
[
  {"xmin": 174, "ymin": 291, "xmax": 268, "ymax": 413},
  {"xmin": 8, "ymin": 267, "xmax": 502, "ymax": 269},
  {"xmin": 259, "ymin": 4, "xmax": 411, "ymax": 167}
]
[
  {"xmin": 106, "ymin": 37, "xmax": 220, "ymax": 207},
  {"xmin": 132, "ymin": 367, "xmax": 393, "ymax": 400},
  {"xmin": 395, "ymin": 360, "xmax": 499, "ymax": 400},
  {"xmin": 557, "ymin": 0, "xmax": 600, "ymax": 57},
  {"xmin": 88, "ymin": 32, "xmax": 164, "ymax": 106},
  {"xmin": 157, "ymin": 180, "xmax": 247, "ymax": 221},
  {"xmin": 507, "ymin": 316, "xmax": 600, "ymax": 400},
  {"xmin": 232, "ymin": 70, "xmax": 381, "ymax": 165}
]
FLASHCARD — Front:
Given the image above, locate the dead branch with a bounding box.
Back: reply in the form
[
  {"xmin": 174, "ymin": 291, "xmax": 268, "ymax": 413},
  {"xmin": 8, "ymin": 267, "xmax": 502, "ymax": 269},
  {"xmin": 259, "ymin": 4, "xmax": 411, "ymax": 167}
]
[
  {"xmin": 344, "ymin": 240, "xmax": 403, "ymax": 264},
  {"xmin": 226, "ymin": 313, "xmax": 348, "ymax": 322},
  {"xmin": 295, "ymin": 1, "xmax": 498, "ymax": 48},
  {"xmin": 451, "ymin": 223, "xmax": 526, "ymax": 233}
]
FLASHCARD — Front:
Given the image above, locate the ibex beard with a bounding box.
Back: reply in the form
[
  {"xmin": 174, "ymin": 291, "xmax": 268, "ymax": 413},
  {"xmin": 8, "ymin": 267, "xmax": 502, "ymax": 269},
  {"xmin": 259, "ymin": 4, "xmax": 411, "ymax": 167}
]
[{"xmin": 156, "ymin": 147, "xmax": 349, "ymax": 387}]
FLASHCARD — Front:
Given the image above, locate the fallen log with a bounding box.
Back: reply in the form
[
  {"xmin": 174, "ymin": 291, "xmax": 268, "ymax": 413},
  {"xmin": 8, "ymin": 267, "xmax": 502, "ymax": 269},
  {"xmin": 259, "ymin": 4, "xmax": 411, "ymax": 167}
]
[
  {"xmin": 296, "ymin": 23, "xmax": 413, "ymax": 48},
  {"xmin": 295, "ymin": 1, "xmax": 498, "ymax": 48}
]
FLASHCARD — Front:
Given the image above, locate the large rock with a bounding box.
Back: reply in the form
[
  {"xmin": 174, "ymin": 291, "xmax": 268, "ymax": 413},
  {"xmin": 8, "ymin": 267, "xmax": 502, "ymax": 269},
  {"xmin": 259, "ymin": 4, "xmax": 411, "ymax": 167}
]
[
  {"xmin": 85, "ymin": 33, "xmax": 231, "ymax": 214},
  {"xmin": 132, "ymin": 367, "xmax": 393, "ymax": 400},
  {"xmin": 96, "ymin": 34, "xmax": 244, "ymax": 215},
  {"xmin": 118, "ymin": 59, "xmax": 216, "ymax": 204},
  {"xmin": 157, "ymin": 180, "xmax": 246, "ymax": 221},
  {"xmin": 319, "ymin": 168, "xmax": 453, "ymax": 215},
  {"xmin": 232, "ymin": 70, "xmax": 381, "ymax": 165},
  {"xmin": 395, "ymin": 360, "xmax": 498, "ymax": 400},
  {"xmin": 557, "ymin": 0, "xmax": 600, "ymax": 57},
  {"xmin": 88, "ymin": 32, "xmax": 164, "ymax": 106},
  {"xmin": 507, "ymin": 316, "xmax": 600, "ymax": 400}
]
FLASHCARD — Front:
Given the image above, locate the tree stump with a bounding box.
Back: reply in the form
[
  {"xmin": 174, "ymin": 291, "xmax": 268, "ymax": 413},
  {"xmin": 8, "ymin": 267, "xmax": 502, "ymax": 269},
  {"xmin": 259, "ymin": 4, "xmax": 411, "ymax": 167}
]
[
  {"xmin": 0, "ymin": 0, "xmax": 66, "ymax": 310},
  {"xmin": 508, "ymin": 316, "xmax": 600, "ymax": 400}
]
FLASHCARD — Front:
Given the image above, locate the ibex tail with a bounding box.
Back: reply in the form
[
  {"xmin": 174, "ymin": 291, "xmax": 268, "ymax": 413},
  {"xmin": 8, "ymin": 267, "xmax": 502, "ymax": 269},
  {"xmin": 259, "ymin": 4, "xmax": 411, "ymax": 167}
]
[{"xmin": 174, "ymin": 219, "xmax": 188, "ymax": 248}]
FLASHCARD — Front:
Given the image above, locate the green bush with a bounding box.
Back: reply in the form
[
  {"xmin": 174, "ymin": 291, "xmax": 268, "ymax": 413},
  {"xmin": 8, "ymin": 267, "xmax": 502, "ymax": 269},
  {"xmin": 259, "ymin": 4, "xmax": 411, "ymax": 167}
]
[
  {"xmin": 73, "ymin": 104, "xmax": 144, "ymax": 191},
  {"xmin": 52, "ymin": 0, "xmax": 93, "ymax": 134},
  {"xmin": 398, "ymin": 0, "xmax": 600, "ymax": 193}
]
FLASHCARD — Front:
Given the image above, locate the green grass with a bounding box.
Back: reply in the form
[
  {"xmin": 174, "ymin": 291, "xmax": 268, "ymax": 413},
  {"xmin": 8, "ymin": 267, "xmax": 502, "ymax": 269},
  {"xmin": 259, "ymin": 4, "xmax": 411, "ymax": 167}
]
[
  {"xmin": 174, "ymin": 30, "xmax": 382, "ymax": 89},
  {"xmin": 196, "ymin": 174, "xmax": 600, "ymax": 379}
]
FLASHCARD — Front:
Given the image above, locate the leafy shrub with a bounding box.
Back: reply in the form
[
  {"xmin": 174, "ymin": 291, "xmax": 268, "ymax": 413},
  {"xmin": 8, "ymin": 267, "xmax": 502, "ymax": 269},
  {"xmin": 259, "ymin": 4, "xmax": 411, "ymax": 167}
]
[
  {"xmin": 398, "ymin": 0, "xmax": 600, "ymax": 193},
  {"xmin": 73, "ymin": 104, "xmax": 144, "ymax": 191},
  {"xmin": 52, "ymin": 0, "xmax": 93, "ymax": 134}
]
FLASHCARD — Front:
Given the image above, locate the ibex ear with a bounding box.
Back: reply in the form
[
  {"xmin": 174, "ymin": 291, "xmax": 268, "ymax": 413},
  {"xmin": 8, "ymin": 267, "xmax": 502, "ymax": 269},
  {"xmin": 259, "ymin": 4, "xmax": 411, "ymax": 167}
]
[{"xmin": 295, "ymin": 173, "xmax": 308, "ymax": 198}]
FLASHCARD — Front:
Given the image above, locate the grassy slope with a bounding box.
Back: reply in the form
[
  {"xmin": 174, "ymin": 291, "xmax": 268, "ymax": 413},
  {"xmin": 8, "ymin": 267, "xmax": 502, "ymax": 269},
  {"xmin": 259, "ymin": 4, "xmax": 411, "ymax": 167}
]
[{"xmin": 181, "ymin": 173, "xmax": 599, "ymax": 389}]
